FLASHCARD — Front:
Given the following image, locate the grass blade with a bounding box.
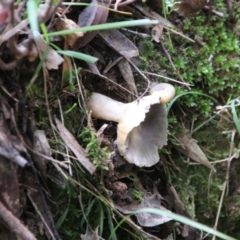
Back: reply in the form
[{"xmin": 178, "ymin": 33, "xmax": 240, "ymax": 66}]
[
  {"xmin": 231, "ymin": 99, "xmax": 240, "ymax": 134},
  {"xmin": 57, "ymin": 50, "xmax": 98, "ymax": 63},
  {"xmin": 135, "ymin": 208, "xmax": 236, "ymax": 240},
  {"xmin": 27, "ymin": 0, "xmax": 39, "ymax": 38},
  {"xmin": 47, "ymin": 19, "xmax": 158, "ymax": 37}
]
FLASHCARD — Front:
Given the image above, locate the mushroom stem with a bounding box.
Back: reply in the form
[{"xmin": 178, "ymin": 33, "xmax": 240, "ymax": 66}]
[{"xmin": 87, "ymin": 93, "xmax": 127, "ymax": 122}]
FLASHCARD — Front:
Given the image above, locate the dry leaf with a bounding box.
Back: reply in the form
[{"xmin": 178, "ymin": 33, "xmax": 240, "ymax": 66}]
[
  {"xmin": 151, "ymin": 24, "xmax": 163, "ymax": 43},
  {"xmin": 34, "ymin": 34, "xmax": 63, "ymax": 70},
  {"xmin": 33, "ymin": 130, "xmax": 52, "ymax": 176},
  {"xmin": 99, "ymin": 29, "xmax": 139, "ymax": 58},
  {"xmin": 174, "ymin": 0, "xmax": 207, "ymax": 17},
  {"xmin": 175, "ymin": 134, "xmax": 216, "ymax": 172},
  {"xmin": 134, "ymin": 4, "xmax": 174, "ymax": 28},
  {"xmin": 117, "ymin": 58, "xmax": 138, "ymax": 97},
  {"xmin": 116, "ymin": 191, "xmax": 172, "ymax": 227},
  {"xmin": 0, "ymin": 115, "xmax": 28, "ymax": 167},
  {"xmin": 55, "ymin": 118, "xmax": 96, "ymax": 174},
  {"xmin": 167, "ymin": 185, "xmax": 198, "ymax": 239},
  {"xmin": 73, "ymin": 0, "xmax": 111, "ymax": 48},
  {"xmin": 55, "ymin": 18, "xmax": 84, "ymax": 47}
]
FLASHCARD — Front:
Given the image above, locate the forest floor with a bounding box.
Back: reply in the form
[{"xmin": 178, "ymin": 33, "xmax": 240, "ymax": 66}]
[{"xmin": 0, "ymin": 0, "xmax": 239, "ymax": 240}]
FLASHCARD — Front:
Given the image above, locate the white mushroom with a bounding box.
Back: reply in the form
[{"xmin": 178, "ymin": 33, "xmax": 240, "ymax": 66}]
[{"xmin": 87, "ymin": 83, "xmax": 175, "ymax": 167}]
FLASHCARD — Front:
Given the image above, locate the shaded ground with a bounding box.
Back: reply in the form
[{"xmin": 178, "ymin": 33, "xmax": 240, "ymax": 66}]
[{"xmin": 0, "ymin": 0, "xmax": 240, "ymax": 240}]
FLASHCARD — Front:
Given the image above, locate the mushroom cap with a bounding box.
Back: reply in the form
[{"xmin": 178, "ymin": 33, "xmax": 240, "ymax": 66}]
[
  {"xmin": 117, "ymin": 83, "xmax": 175, "ymax": 167},
  {"xmin": 150, "ymin": 83, "xmax": 176, "ymax": 104}
]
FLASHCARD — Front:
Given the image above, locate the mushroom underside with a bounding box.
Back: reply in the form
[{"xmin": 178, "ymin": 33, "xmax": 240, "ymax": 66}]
[{"xmin": 119, "ymin": 104, "xmax": 168, "ymax": 167}]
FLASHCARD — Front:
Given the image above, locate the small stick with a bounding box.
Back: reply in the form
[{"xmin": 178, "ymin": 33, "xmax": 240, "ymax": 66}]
[
  {"xmin": 0, "ymin": 200, "xmax": 37, "ymax": 240},
  {"xmin": 204, "ymin": 6, "xmax": 224, "ymax": 18},
  {"xmin": 124, "ymin": 57, "xmax": 151, "ymax": 99},
  {"xmin": 121, "ymin": 28, "xmax": 149, "ymax": 38},
  {"xmin": 110, "ymin": 0, "xmax": 136, "ymax": 9}
]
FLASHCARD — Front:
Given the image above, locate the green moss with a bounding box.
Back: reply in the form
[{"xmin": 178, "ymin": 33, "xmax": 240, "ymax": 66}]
[
  {"xmin": 136, "ymin": 4, "xmax": 240, "ymax": 117},
  {"xmin": 171, "ymin": 14, "xmax": 240, "ymax": 115},
  {"xmin": 79, "ymin": 127, "xmax": 110, "ymax": 170},
  {"xmin": 137, "ymin": 38, "xmax": 165, "ymax": 71}
]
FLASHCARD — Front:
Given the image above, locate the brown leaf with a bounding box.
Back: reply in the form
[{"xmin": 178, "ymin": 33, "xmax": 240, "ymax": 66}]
[
  {"xmin": 174, "ymin": 0, "xmax": 207, "ymax": 17},
  {"xmin": 134, "ymin": 4, "xmax": 174, "ymax": 28},
  {"xmin": 55, "ymin": 18, "xmax": 84, "ymax": 47},
  {"xmin": 151, "ymin": 24, "xmax": 163, "ymax": 43},
  {"xmin": 33, "ymin": 130, "xmax": 52, "ymax": 176},
  {"xmin": 55, "ymin": 118, "xmax": 96, "ymax": 174},
  {"xmin": 99, "ymin": 29, "xmax": 139, "ymax": 58},
  {"xmin": 116, "ymin": 191, "xmax": 172, "ymax": 227},
  {"xmin": 175, "ymin": 134, "xmax": 216, "ymax": 172},
  {"xmin": 117, "ymin": 58, "xmax": 138, "ymax": 97},
  {"xmin": 73, "ymin": 0, "xmax": 111, "ymax": 49}
]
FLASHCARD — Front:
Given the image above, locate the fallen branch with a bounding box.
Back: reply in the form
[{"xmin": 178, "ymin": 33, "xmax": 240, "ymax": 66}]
[{"xmin": 0, "ymin": 200, "xmax": 37, "ymax": 240}]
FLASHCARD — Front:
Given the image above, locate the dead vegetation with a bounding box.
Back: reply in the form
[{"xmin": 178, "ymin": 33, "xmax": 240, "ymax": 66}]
[{"xmin": 0, "ymin": 0, "xmax": 239, "ymax": 240}]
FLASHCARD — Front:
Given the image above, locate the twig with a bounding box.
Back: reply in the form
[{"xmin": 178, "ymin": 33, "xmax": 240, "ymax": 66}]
[
  {"xmin": 15, "ymin": 0, "xmax": 27, "ymax": 24},
  {"xmin": 27, "ymin": 192, "xmax": 57, "ymax": 240},
  {"xmin": 7, "ymin": 0, "xmax": 14, "ymax": 25},
  {"xmin": 164, "ymin": 26, "xmax": 195, "ymax": 43},
  {"xmin": 8, "ymin": 34, "xmax": 29, "ymax": 60},
  {"xmin": 125, "ymin": 57, "xmax": 151, "ymax": 99},
  {"xmin": 103, "ymin": 56, "xmax": 123, "ymax": 74},
  {"xmin": 210, "ymin": 130, "xmax": 235, "ymax": 240},
  {"xmin": 27, "ymin": 147, "xmax": 70, "ymax": 169},
  {"xmin": 72, "ymin": 60, "xmax": 87, "ymax": 112},
  {"xmin": 0, "ymin": 147, "xmax": 28, "ymax": 167},
  {"xmin": 0, "ymin": 58, "xmax": 17, "ymax": 70},
  {"xmin": 110, "ymin": 0, "xmax": 136, "ymax": 8},
  {"xmin": 204, "ymin": 6, "xmax": 224, "ymax": 18},
  {"xmin": 61, "ymin": 0, "xmax": 74, "ymax": 16},
  {"xmin": 84, "ymin": 69, "xmax": 138, "ymax": 98},
  {"xmin": 34, "ymin": 40, "xmax": 58, "ymax": 139},
  {"xmin": 0, "ymin": 113, "xmax": 28, "ymax": 167},
  {"xmin": 143, "ymin": 71, "xmax": 192, "ymax": 86},
  {"xmin": 57, "ymin": 98, "xmax": 73, "ymax": 176},
  {"xmin": 159, "ymin": 41, "xmax": 191, "ymax": 90},
  {"xmin": 121, "ymin": 28, "xmax": 149, "ymax": 38},
  {"xmin": 38, "ymin": 0, "xmax": 53, "ymax": 23},
  {"xmin": 40, "ymin": 0, "xmax": 63, "ymax": 23},
  {"xmin": 0, "ymin": 200, "xmax": 37, "ymax": 240},
  {"xmin": 114, "ymin": 0, "xmax": 122, "ymax": 11},
  {"xmin": 0, "ymin": 19, "xmax": 29, "ymax": 45},
  {"xmin": 0, "ymin": 80, "xmax": 19, "ymax": 102}
]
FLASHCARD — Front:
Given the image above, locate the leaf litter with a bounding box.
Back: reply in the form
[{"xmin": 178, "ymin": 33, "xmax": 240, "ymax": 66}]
[{"xmin": 0, "ymin": 0, "xmax": 238, "ymax": 239}]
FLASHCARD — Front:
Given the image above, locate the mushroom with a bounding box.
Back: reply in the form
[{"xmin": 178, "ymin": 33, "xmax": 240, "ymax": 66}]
[{"xmin": 86, "ymin": 83, "xmax": 175, "ymax": 167}]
